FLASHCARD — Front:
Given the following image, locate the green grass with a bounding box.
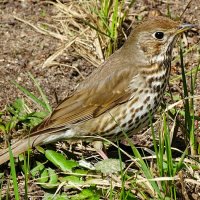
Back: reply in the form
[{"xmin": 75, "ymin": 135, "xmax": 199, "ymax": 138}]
[
  {"xmin": 91, "ymin": 0, "xmax": 136, "ymax": 57},
  {"xmin": 8, "ymin": 144, "xmax": 20, "ymax": 200}
]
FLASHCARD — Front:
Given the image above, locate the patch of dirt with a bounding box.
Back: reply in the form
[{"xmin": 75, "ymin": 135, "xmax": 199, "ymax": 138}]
[{"xmin": 0, "ymin": 0, "xmax": 96, "ymax": 110}]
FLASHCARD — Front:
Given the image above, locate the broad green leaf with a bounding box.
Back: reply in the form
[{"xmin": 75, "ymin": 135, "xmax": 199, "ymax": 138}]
[
  {"xmin": 71, "ymin": 189, "xmax": 100, "ymax": 200},
  {"xmin": 45, "ymin": 150, "xmax": 78, "ymax": 172},
  {"xmin": 41, "ymin": 168, "xmax": 58, "ymax": 189}
]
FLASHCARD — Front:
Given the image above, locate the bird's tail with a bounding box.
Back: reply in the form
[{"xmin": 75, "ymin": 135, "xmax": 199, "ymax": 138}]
[
  {"xmin": 0, "ymin": 134, "xmax": 49, "ymax": 165},
  {"xmin": 0, "ymin": 128, "xmax": 73, "ymax": 165}
]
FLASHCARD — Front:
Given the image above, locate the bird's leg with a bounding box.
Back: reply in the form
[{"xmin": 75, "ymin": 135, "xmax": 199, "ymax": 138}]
[{"xmin": 92, "ymin": 140, "xmax": 108, "ymax": 160}]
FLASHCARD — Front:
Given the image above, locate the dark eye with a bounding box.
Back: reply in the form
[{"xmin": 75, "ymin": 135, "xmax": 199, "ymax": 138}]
[{"xmin": 153, "ymin": 31, "xmax": 164, "ymax": 40}]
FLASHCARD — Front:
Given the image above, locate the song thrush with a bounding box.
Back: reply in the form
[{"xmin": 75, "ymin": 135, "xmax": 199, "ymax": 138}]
[{"xmin": 0, "ymin": 16, "xmax": 194, "ymax": 164}]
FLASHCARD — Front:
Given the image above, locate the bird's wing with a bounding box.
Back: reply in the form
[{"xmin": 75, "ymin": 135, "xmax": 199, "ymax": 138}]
[{"xmin": 34, "ymin": 66, "xmax": 138, "ymax": 132}]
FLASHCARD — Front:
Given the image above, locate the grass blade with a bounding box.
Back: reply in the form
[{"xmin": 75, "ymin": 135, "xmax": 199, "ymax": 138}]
[
  {"xmin": 8, "ymin": 144, "xmax": 20, "ymax": 200},
  {"xmin": 28, "ymin": 72, "xmax": 52, "ymax": 113},
  {"xmin": 12, "ymin": 81, "xmax": 50, "ymax": 112}
]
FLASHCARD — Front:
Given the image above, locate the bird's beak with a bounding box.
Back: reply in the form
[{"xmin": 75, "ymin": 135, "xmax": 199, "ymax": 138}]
[{"xmin": 176, "ymin": 23, "xmax": 196, "ymax": 35}]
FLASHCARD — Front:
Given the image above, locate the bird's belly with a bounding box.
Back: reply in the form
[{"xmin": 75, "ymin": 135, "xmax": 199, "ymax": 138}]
[{"xmin": 106, "ymin": 91, "xmax": 161, "ymax": 138}]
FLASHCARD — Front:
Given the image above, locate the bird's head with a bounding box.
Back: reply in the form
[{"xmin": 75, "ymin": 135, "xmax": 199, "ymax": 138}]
[{"xmin": 124, "ymin": 16, "xmax": 194, "ymax": 65}]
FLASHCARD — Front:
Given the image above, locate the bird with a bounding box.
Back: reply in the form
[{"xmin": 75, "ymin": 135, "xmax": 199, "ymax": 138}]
[{"xmin": 0, "ymin": 16, "xmax": 194, "ymax": 165}]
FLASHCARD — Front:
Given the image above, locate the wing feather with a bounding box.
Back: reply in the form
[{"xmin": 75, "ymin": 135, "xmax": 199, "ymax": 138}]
[{"xmin": 33, "ymin": 54, "xmax": 139, "ymax": 134}]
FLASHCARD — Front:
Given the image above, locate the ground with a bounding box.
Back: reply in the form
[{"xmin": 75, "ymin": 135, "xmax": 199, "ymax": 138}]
[{"xmin": 0, "ymin": 0, "xmax": 200, "ymax": 199}]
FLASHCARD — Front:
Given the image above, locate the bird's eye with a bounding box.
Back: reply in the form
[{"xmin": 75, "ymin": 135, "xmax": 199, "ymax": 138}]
[{"xmin": 153, "ymin": 31, "xmax": 165, "ymax": 40}]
